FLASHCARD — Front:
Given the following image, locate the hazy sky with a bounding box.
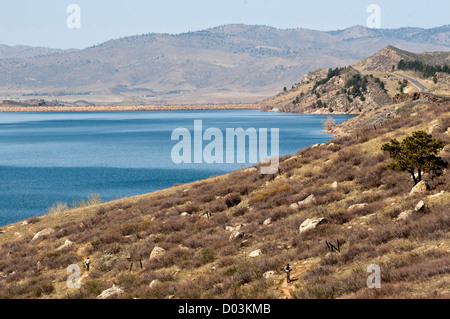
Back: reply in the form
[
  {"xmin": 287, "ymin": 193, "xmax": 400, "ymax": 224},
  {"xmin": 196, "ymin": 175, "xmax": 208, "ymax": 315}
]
[{"xmin": 0, "ymin": 0, "xmax": 449, "ymax": 49}]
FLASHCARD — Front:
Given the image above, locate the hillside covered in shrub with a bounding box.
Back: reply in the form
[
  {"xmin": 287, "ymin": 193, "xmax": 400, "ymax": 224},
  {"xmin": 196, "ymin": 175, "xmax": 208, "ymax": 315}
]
[{"xmin": 0, "ymin": 99, "xmax": 449, "ymax": 299}]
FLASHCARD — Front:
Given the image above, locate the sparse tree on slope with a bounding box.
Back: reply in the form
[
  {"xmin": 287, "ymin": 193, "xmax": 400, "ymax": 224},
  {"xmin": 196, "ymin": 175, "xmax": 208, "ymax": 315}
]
[
  {"xmin": 322, "ymin": 116, "xmax": 336, "ymax": 131},
  {"xmin": 381, "ymin": 131, "xmax": 447, "ymax": 185}
]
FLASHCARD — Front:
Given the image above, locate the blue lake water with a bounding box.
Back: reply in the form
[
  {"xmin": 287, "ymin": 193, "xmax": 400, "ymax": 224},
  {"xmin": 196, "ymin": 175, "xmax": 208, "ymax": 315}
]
[{"xmin": 0, "ymin": 110, "xmax": 353, "ymax": 226}]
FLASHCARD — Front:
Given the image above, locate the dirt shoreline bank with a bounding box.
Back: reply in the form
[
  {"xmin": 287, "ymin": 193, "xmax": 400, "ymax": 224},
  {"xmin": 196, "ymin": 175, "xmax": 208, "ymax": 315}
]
[{"xmin": 0, "ymin": 103, "xmax": 260, "ymax": 112}]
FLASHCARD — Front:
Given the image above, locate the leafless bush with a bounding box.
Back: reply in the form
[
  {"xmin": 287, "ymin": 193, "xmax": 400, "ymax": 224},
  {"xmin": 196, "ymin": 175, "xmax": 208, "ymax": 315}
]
[{"xmin": 47, "ymin": 201, "xmax": 69, "ymax": 214}]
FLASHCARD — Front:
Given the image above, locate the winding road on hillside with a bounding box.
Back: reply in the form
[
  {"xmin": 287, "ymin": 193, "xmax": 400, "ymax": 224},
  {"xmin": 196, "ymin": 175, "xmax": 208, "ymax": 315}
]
[{"xmin": 392, "ymin": 73, "xmax": 427, "ymax": 92}]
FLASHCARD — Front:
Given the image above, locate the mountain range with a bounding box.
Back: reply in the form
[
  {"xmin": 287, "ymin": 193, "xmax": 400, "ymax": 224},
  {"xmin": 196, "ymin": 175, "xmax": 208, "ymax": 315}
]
[
  {"xmin": 260, "ymin": 45, "xmax": 450, "ymax": 114},
  {"xmin": 0, "ymin": 24, "xmax": 449, "ymax": 104}
]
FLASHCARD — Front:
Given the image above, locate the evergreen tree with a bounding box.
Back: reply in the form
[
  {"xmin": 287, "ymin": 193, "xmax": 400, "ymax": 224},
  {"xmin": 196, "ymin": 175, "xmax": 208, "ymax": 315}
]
[{"xmin": 382, "ymin": 131, "xmax": 447, "ymax": 185}]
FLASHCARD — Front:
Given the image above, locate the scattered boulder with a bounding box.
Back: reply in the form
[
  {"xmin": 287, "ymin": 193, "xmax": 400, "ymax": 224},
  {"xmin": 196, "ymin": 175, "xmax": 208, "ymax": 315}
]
[
  {"xmin": 30, "ymin": 228, "xmax": 54, "ymax": 242},
  {"xmin": 263, "ymin": 218, "xmax": 272, "ymax": 226},
  {"xmin": 229, "ymin": 231, "xmax": 244, "ymax": 241},
  {"xmin": 248, "ymin": 249, "xmax": 262, "ymax": 258},
  {"xmin": 348, "ymin": 203, "xmax": 368, "ymax": 211},
  {"xmin": 149, "ymin": 280, "xmax": 160, "ymax": 289},
  {"xmin": 97, "ymin": 284, "xmax": 123, "ymax": 299},
  {"xmin": 226, "ymin": 225, "xmax": 243, "ymax": 232},
  {"xmin": 298, "ymin": 195, "xmax": 316, "ymax": 207},
  {"xmin": 263, "ymin": 271, "xmax": 275, "ymax": 279},
  {"xmin": 428, "ymin": 124, "xmax": 440, "ymax": 134},
  {"xmin": 180, "ymin": 212, "xmax": 189, "ymax": 216},
  {"xmin": 150, "ymin": 246, "xmax": 166, "ymax": 259},
  {"xmin": 428, "ymin": 191, "xmax": 445, "ymax": 199},
  {"xmin": 291, "ymin": 194, "xmax": 316, "ymax": 209},
  {"xmin": 408, "ymin": 181, "xmax": 428, "ymax": 197},
  {"xmin": 299, "ymin": 217, "xmax": 326, "ymax": 234},
  {"xmin": 396, "ymin": 210, "xmax": 413, "ymax": 221},
  {"xmin": 414, "ymin": 200, "xmax": 428, "ymax": 212},
  {"xmin": 56, "ymin": 239, "xmax": 73, "ymax": 251},
  {"xmin": 331, "ymin": 181, "xmax": 338, "ymax": 189},
  {"xmin": 285, "ymin": 155, "xmax": 301, "ymax": 165}
]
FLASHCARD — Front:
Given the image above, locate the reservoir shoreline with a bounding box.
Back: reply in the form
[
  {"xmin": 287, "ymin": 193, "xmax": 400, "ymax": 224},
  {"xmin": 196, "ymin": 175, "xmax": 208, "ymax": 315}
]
[
  {"xmin": 0, "ymin": 103, "xmax": 357, "ymax": 115},
  {"xmin": 0, "ymin": 103, "xmax": 260, "ymax": 112}
]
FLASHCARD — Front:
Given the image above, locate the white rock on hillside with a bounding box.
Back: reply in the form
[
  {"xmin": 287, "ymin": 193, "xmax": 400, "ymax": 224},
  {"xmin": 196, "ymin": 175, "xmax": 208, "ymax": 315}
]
[
  {"xmin": 299, "ymin": 217, "xmax": 326, "ymax": 234},
  {"xmin": 229, "ymin": 230, "xmax": 244, "ymax": 241},
  {"xmin": 248, "ymin": 249, "xmax": 262, "ymax": 258},
  {"xmin": 150, "ymin": 246, "xmax": 166, "ymax": 259},
  {"xmin": 428, "ymin": 124, "xmax": 440, "ymax": 134},
  {"xmin": 428, "ymin": 191, "xmax": 445, "ymax": 199},
  {"xmin": 291, "ymin": 194, "xmax": 316, "ymax": 209},
  {"xmin": 149, "ymin": 280, "xmax": 160, "ymax": 288},
  {"xmin": 97, "ymin": 284, "xmax": 123, "ymax": 299},
  {"xmin": 408, "ymin": 181, "xmax": 428, "ymax": 197},
  {"xmin": 395, "ymin": 210, "xmax": 413, "ymax": 221},
  {"xmin": 348, "ymin": 203, "xmax": 368, "ymax": 211},
  {"xmin": 30, "ymin": 228, "xmax": 54, "ymax": 242},
  {"xmin": 414, "ymin": 200, "xmax": 428, "ymax": 212},
  {"xmin": 298, "ymin": 195, "xmax": 316, "ymax": 207},
  {"xmin": 56, "ymin": 239, "xmax": 73, "ymax": 251}
]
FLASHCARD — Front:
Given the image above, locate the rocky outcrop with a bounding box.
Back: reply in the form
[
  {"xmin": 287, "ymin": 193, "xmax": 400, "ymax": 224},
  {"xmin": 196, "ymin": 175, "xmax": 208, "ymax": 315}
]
[
  {"xmin": 396, "ymin": 210, "xmax": 413, "ymax": 221},
  {"xmin": 149, "ymin": 280, "xmax": 160, "ymax": 288},
  {"xmin": 97, "ymin": 284, "xmax": 123, "ymax": 299},
  {"xmin": 263, "ymin": 271, "xmax": 275, "ymax": 279},
  {"xmin": 248, "ymin": 249, "xmax": 262, "ymax": 258},
  {"xmin": 150, "ymin": 246, "xmax": 166, "ymax": 259},
  {"xmin": 229, "ymin": 230, "xmax": 244, "ymax": 241},
  {"xmin": 30, "ymin": 228, "xmax": 54, "ymax": 242},
  {"xmin": 414, "ymin": 200, "xmax": 428, "ymax": 212},
  {"xmin": 299, "ymin": 217, "xmax": 326, "ymax": 234},
  {"xmin": 56, "ymin": 239, "xmax": 73, "ymax": 251},
  {"xmin": 428, "ymin": 191, "xmax": 445, "ymax": 198},
  {"xmin": 348, "ymin": 203, "xmax": 368, "ymax": 211},
  {"xmin": 409, "ymin": 181, "xmax": 428, "ymax": 197},
  {"xmin": 291, "ymin": 194, "xmax": 316, "ymax": 209}
]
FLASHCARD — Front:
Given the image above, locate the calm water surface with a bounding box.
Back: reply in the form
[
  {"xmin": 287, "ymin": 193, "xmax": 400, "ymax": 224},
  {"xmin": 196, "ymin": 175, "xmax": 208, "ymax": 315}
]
[{"xmin": 0, "ymin": 110, "xmax": 353, "ymax": 225}]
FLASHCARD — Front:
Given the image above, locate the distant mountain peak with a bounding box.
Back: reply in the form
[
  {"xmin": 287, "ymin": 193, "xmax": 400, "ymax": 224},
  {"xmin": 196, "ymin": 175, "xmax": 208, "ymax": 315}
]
[
  {"xmin": 353, "ymin": 45, "xmax": 450, "ymax": 72},
  {"xmin": 1, "ymin": 24, "xmax": 449, "ymax": 105},
  {"xmin": 353, "ymin": 45, "xmax": 415, "ymax": 72}
]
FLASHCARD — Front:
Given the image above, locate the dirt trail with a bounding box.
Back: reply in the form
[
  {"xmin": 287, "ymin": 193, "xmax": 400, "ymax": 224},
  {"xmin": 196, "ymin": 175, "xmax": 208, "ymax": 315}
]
[
  {"xmin": 279, "ymin": 261, "xmax": 313, "ymax": 299},
  {"xmin": 75, "ymin": 244, "xmax": 90, "ymax": 284}
]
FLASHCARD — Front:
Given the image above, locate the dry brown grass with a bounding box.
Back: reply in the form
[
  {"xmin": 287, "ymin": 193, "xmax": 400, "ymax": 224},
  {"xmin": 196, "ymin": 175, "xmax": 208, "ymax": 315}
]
[{"xmin": 0, "ymin": 102, "xmax": 448, "ymax": 299}]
